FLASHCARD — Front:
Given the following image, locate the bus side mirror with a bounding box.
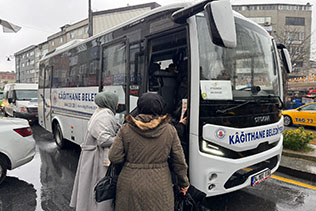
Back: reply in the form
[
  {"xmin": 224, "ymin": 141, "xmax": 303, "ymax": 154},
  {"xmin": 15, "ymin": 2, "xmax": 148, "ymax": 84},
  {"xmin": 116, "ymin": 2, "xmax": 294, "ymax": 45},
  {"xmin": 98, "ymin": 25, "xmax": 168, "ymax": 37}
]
[
  {"xmin": 277, "ymin": 44, "xmax": 292, "ymax": 73},
  {"xmin": 204, "ymin": 1, "xmax": 237, "ymax": 48},
  {"xmin": 281, "ymin": 48, "xmax": 292, "ymax": 73}
]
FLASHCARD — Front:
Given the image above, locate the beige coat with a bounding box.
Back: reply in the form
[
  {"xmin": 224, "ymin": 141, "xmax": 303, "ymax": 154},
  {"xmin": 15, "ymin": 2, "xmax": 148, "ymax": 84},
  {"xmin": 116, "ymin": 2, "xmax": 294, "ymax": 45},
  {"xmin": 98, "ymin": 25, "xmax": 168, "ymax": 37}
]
[
  {"xmin": 70, "ymin": 108, "xmax": 119, "ymax": 211},
  {"xmin": 109, "ymin": 114, "xmax": 189, "ymax": 211}
]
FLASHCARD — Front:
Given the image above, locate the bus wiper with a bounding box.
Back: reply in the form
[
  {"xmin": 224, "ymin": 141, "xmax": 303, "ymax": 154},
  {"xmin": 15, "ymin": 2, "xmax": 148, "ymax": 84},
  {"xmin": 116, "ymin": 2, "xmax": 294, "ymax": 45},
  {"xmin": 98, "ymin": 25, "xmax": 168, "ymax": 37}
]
[
  {"xmin": 216, "ymin": 100, "xmax": 252, "ymax": 114},
  {"xmin": 236, "ymin": 86, "xmax": 261, "ymax": 94},
  {"xmin": 267, "ymin": 95, "xmax": 284, "ymax": 109}
]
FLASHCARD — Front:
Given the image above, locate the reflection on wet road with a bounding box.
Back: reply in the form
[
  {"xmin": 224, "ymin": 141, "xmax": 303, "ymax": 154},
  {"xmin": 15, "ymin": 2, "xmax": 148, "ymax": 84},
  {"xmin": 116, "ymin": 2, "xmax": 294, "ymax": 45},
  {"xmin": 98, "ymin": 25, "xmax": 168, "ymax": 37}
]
[
  {"xmin": 0, "ymin": 124, "xmax": 315, "ymax": 211},
  {"xmin": 1, "ymin": 125, "xmax": 80, "ymax": 211}
]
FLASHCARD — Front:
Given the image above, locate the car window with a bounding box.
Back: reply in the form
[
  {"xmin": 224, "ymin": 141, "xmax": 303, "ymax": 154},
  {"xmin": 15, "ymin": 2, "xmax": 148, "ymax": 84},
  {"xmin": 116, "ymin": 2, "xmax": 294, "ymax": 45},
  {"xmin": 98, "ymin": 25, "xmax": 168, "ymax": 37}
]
[{"xmin": 301, "ymin": 104, "xmax": 316, "ymax": 111}]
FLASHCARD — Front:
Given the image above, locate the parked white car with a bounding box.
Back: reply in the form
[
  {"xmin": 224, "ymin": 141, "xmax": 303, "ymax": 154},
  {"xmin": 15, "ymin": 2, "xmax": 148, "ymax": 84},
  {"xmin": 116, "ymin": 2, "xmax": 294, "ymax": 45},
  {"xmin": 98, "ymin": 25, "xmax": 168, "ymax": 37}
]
[{"xmin": 0, "ymin": 117, "xmax": 36, "ymax": 184}]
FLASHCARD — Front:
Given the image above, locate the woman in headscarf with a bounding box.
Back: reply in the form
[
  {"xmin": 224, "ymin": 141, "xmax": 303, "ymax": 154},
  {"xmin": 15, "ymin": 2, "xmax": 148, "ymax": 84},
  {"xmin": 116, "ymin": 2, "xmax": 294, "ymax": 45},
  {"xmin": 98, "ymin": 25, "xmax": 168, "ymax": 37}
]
[
  {"xmin": 109, "ymin": 93, "xmax": 189, "ymax": 211},
  {"xmin": 70, "ymin": 91, "xmax": 119, "ymax": 211}
]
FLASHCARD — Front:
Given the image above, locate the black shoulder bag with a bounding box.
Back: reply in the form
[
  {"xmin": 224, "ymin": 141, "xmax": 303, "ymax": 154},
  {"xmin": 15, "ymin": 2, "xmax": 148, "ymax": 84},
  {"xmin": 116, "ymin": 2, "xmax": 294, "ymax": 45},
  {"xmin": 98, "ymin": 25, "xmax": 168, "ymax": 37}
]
[{"xmin": 95, "ymin": 164, "xmax": 118, "ymax": 202}]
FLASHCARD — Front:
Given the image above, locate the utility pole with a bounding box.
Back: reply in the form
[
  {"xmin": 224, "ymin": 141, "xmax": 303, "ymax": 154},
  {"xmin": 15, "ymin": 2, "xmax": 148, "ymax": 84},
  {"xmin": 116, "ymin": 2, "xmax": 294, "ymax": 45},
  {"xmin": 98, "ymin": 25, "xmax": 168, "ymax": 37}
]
[{"xmin": 88, "ymin": 0, "xmax": 93, "ymax": 37}]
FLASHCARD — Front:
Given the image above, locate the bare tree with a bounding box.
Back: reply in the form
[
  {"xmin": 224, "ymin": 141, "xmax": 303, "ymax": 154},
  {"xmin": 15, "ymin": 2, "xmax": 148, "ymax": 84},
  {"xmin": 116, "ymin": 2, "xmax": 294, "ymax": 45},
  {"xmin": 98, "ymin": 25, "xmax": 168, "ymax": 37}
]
[{"xmin": 272, "ymin": 25, "xmax": 313, "ymax": 71}]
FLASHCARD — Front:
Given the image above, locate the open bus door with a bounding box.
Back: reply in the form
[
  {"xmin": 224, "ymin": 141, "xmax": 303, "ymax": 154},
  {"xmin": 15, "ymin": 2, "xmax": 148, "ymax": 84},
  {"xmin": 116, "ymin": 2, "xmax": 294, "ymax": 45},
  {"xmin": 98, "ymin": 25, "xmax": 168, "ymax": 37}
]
[{"xmin": 39, "ymin": 64, "xmax": 53, "ymax": 132}]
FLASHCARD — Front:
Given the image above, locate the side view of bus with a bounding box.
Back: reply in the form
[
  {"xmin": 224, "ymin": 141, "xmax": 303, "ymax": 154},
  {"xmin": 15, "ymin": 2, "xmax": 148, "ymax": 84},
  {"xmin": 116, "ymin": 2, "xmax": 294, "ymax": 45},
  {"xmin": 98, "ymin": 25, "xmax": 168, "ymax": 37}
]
[{"xmin": 38, "ymin": 0, "xmax": 292, "ymax": 196}]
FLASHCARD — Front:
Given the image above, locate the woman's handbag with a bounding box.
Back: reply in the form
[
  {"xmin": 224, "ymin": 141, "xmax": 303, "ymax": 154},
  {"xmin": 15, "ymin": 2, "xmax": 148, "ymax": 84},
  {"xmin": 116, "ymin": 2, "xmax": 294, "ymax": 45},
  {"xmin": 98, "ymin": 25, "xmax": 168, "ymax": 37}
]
[{"xmin": 95, "ymin": 164, "xmax": 118, "ymax": 202}]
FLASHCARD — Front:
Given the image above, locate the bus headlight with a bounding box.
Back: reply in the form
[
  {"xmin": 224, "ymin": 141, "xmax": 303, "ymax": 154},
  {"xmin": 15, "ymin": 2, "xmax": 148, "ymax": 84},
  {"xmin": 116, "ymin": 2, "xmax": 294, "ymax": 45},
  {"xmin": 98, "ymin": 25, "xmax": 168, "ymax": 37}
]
[{"xmin": 201, "ymin": 139, "xmax": 225, "ymax": 157}]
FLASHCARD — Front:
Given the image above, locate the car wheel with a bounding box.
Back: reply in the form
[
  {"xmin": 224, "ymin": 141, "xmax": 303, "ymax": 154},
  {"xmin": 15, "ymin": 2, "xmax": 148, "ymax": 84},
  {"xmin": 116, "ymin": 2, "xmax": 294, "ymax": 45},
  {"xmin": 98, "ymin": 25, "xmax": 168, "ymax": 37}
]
[
  {"xmin": 0, "ymin": 157, "xmax": 7, "ymax": 185},
  {"xmin": 54, "ymin": 123, "xmax": 67, "ymax": 149},
  {"xmin": 284, "ymin": 115, "xmax": 292, "ymax": 126},
  {"xmin": 4, "ymin": 112, "xmax": 8, "ymax": 117}
]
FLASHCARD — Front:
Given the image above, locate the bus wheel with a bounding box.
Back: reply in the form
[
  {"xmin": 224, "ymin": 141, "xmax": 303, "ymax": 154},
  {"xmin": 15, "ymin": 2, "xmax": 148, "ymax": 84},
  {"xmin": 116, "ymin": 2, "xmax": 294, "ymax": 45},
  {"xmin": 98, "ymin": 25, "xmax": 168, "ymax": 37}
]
[
  {"xmin": 54, "ymin": 123, "xmax": 67, "ymax": 149},
  {"xmin": 284, "ymin": 115, "xmax": 292, "ymax": 126},
  {"xmin": 0, "ymin": 157, "xmax": 7, "ymax": 185}
]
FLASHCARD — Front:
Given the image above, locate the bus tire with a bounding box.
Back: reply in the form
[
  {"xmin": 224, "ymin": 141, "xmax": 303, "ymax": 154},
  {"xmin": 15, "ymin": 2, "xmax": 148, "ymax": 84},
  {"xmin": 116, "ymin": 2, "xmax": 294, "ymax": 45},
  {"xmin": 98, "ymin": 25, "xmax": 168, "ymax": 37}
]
[
  {"xmin": 283, "ymin": 115, "xmax": 292, "ymax": 126},
  {"xmin": 0, "ymin": 157, "xmax": 7, "ymax": 185},
  {"xmin": 54, "ymin": 123, "xmax": 67, "ymax": 149}
]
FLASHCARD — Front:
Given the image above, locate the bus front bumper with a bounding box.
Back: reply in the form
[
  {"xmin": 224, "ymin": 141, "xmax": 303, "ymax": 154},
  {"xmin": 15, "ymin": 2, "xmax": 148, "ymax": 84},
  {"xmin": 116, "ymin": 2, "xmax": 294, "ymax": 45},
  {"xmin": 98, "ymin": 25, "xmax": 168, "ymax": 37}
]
[
  {"xmin": 189, "ymin": 134, "xmax": 283, "ymax": 197},
  {"xmin": 14, "ymin": 112, "xmax": 38, "ymax": 123}
]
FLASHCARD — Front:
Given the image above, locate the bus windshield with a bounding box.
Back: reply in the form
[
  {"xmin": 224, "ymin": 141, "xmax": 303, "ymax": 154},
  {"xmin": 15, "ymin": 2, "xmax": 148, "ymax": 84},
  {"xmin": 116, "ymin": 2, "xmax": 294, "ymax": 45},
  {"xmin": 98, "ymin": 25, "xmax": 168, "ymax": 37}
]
[
  {"xmin": 16, "ymin": 90, "xmax": 38, "ymax": 101},
  {"xmin": 197, "ymin": 15, "xmax": 280, "ymax": 99}
]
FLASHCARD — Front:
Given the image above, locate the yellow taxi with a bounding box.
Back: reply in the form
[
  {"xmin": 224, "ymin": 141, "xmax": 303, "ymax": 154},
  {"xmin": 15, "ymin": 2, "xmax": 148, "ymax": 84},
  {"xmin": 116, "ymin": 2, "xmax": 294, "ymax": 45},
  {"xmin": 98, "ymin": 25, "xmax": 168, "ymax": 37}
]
[{"xmin": 282, "ymin": 102, "xmax": 316, "ymax": 127}]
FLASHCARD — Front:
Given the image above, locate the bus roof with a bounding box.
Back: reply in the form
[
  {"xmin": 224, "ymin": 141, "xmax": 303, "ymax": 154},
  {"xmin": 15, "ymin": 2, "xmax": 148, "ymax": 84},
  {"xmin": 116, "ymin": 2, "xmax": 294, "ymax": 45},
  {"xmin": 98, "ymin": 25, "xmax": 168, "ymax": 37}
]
[
  {"xmin": 40, "ymin": 2, "xmax": 189, "ymax": 61},
  {"xmin": 40, "ymin": 1, "xmax": 271, "ymax": 61}
]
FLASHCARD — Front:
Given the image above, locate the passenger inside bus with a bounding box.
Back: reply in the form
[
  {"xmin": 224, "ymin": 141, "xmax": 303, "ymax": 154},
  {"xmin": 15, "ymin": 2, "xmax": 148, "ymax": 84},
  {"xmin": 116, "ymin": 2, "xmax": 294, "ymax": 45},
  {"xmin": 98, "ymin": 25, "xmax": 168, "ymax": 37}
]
[{"xmin": 146, "ymin": 30, "xmax": 189, "ymax": 159}]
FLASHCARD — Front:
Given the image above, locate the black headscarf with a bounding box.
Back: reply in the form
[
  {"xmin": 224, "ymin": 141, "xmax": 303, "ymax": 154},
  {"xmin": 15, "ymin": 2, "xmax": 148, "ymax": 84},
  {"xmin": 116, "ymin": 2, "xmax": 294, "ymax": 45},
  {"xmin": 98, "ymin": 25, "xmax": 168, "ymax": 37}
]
[{"xmin": 137, "ymin": 93, "xmax": 165, "ymax": 116}]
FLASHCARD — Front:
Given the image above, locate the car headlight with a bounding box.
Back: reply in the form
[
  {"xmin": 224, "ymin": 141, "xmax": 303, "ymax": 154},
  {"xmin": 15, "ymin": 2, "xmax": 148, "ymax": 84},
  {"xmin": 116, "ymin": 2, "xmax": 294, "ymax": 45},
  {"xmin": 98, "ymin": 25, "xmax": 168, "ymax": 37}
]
[{"xmin": 201, "ymin": 139, "xmax": 225, "ymax": 157}]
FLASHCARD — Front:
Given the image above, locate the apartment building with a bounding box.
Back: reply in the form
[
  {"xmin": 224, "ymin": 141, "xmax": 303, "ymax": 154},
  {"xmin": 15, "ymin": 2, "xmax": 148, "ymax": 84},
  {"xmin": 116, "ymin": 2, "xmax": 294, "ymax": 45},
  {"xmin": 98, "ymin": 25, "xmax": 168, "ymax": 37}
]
[
  {"xmin": 0, "ymin": 71, "xmax": 16, "ymax": 89},
  {"xmin": 14, "ymin": 45, "xmax": 36, "ymax": 83},
  {"xmin": 232, "ymin": 0, "xmax": 312, "ymax": 72},
  {"xmin": 15, "ymin": 2, "xmax": 160, "ymax": 83}
]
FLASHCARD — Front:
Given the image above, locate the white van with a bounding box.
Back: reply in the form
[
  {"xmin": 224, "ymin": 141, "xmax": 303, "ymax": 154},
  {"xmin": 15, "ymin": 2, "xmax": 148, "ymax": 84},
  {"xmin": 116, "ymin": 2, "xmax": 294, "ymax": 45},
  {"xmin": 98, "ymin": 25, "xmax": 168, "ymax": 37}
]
[{"xmin": 3, "ymin": 83, "xmax": 38, "ymax": 123}]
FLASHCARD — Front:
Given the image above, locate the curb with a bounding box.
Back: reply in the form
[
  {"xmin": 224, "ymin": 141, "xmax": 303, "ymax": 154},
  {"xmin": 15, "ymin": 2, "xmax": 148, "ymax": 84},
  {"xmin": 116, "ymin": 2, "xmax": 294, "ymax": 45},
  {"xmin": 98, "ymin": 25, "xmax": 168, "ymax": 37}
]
[
  {"xmin": 282, "ymin": 150, "xmax": 316, "ymax": 162},
  {"xmin": 277, "ymin": 165, "xmax": 316, "ymax": 182},
  {"xmin": 277, "ymin": 150, "xmax": 316, "ymax": 181}
]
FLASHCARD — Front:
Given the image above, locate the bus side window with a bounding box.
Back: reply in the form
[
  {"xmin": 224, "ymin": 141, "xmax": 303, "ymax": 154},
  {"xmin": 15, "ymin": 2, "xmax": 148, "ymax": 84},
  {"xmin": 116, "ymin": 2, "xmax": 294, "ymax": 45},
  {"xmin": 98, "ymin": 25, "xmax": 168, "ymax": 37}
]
[{"xmin": 101, "ymin": 41, "xmax": 127, "ymax": 124}]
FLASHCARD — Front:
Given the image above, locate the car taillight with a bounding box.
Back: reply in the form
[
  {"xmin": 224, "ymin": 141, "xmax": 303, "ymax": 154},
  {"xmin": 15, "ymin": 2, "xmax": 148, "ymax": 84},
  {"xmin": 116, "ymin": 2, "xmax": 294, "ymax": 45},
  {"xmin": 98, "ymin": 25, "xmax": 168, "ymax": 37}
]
[{"xmin": 14, "ymin": 127, "xmax": 33, "ymax": 137}]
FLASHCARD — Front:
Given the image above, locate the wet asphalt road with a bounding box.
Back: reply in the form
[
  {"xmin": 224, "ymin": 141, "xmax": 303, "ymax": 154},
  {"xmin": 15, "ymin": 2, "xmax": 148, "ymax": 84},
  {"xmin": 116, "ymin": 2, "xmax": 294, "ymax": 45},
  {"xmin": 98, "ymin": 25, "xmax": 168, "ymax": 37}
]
[{"xmin": 0, "ymin": 124, "xmax": 316, "ymax": 211}]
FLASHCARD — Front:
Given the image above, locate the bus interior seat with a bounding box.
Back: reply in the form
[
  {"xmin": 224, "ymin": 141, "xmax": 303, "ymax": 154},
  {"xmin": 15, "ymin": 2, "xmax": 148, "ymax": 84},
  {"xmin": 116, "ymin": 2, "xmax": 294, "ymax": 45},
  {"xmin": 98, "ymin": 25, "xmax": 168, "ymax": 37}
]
[{"xmin": 153, "ymin": 69, "xmax": 177, "ymax": 114}]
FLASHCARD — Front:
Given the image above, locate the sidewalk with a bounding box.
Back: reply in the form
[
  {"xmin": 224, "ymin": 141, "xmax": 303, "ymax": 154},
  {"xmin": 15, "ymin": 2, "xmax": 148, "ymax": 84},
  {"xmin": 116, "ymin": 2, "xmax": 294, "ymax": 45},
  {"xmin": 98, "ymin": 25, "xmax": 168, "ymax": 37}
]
[{"xmin": 278, "ymin": 143, "xmax": 316, "ymax": 182}]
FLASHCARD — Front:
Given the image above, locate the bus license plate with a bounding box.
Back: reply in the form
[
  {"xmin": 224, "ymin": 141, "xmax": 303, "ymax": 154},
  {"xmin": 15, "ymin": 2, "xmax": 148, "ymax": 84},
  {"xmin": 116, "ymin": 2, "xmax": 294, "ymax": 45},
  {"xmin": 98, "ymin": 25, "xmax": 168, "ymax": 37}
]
[{"xmin": 251, "ymin": 169, "xmax": 271, "ymax": 186}]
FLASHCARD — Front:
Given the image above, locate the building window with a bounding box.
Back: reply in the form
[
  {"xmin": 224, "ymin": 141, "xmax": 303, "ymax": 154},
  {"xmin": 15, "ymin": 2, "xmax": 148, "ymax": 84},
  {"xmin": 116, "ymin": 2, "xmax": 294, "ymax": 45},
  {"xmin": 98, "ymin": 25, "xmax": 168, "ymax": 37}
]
[
  {"xmin": 285, "ymin": 17, "xmax": 305, "ymax": 26},
  {"xmin": 287, "ymin": 31, "xmax": 305, "ymax": 41},
  {"xmin": 51, "ymin": 41, "xmax": 55, "ymax": 46},
  {"xmin": 295, "ymin": 61, "xmax": 303, "ymax": 67},
  {"xmin": 60, "ymin": 37, "xmax": 64, "ymax": 43},
  {"xmin": 280, "ymin": 5, "xmax": 312, "ymax": 11},
  {"xmin": 249, "ymin": 17, "xmax": 271, "ymax": 25},
  {"xmin": 70, "ymin": 32, "xmax": 75, "ymax": 39},
  {"xmin": 78, "ymin": 28, "xmax": 83, "ymax": 36}
]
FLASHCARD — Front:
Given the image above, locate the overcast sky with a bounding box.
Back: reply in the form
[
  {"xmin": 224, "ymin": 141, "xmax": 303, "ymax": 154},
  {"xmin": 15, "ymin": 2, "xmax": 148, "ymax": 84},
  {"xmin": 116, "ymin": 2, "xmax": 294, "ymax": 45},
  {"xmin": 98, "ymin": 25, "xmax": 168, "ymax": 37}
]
[{"xmin": 0, "ymin": 0, "xmax": 315, "ymax": 72}]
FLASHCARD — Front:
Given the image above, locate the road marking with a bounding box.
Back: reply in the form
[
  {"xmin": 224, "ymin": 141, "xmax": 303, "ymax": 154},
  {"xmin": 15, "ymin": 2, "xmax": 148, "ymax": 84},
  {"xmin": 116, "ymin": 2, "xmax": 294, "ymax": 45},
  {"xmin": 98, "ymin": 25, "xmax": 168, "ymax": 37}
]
[{"xmin": 271, "ymin": 175, "xmax": 316, "ymax": 190}]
